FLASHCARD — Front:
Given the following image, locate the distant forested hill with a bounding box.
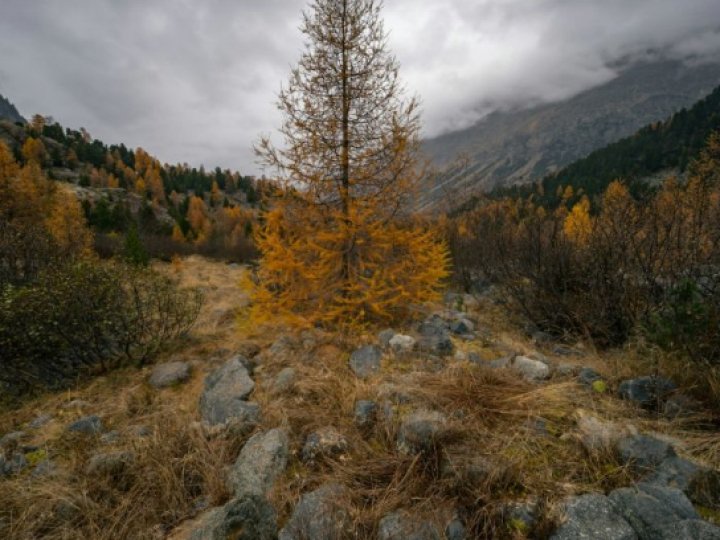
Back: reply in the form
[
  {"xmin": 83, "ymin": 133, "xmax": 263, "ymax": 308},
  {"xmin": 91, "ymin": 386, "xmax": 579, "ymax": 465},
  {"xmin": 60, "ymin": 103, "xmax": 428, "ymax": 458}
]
[
  {"xmin": 0, "ymin": 93, "xmax": 24, "ymax": 123},
  {"xmin": 494, "ymin": 84, "xmax": 720, "ymax": 207}
]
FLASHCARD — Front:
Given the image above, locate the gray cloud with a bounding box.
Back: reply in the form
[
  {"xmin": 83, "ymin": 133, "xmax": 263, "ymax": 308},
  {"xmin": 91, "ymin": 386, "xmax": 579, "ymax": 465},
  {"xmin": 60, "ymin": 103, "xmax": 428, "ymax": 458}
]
[{"xmin": 0, "ymin": 0, "xmax": 718, "ymax": 173}]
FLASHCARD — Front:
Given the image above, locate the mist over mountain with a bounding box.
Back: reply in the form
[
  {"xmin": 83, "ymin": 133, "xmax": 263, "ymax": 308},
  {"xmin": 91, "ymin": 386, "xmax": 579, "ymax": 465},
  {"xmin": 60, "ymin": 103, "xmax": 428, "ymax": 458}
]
[{"xmin": 421, "ymin": 59, "xmax": 720, "ymax": 207}]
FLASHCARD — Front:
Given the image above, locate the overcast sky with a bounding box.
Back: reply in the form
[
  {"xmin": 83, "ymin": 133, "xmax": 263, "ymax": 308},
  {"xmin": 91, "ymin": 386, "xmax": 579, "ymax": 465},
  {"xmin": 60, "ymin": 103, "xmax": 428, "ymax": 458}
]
[{"xmin": 1, "ymin": 0, "xmax": 719, "ymax": 173}]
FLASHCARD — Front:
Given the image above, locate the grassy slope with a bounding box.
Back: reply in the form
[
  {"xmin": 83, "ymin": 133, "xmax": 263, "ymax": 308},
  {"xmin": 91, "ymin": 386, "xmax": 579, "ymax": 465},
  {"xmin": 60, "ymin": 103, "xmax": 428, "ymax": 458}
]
[{"xmin": 1, "ymin": 257, "xmax": 718, "ymax": 539}]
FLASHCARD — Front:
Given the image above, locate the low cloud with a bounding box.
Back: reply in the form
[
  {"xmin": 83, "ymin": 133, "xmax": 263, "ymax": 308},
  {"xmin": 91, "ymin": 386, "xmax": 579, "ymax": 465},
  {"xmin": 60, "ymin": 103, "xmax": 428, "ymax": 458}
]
[{"xmin": 0, "ymin": 0, "xmax": 718, "ymax": 173}]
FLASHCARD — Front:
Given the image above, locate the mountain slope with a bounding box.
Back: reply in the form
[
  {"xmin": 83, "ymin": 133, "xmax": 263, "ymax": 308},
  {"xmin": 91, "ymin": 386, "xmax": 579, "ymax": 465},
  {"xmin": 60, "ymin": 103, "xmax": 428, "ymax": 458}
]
[
  {"xmin": 0, "ymin": 93, "xmax": 24, "ymax": 123},
  {"xmin": 421, "ymin": 59, "xmax": 720, "ymax": 207}
]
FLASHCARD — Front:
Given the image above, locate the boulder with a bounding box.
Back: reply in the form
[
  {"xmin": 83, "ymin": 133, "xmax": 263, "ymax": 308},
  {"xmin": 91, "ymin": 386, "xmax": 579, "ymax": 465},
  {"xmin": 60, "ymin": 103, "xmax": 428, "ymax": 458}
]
[
  {"xmin": 389, "ymin": 334, "xmax": 416, "ymax": 354},
  {"xmin": 419, "ymin": 315, "xmax": 449, "ymax": 336},
  {"xmin": 417, "ymin": 316, "xmax": 454, "ymax": 356},
  {"xmin": 0, "ymin": 453, "xmax": 28, "ymax": 477},
  {"xmin": 354, "ymin": 400, "xmax": 377, "ymax": 429},
  {"xmin": 445, "ymin": 516, "xmax": 466, "ymax": 540},
  {"xmin": 228, "ymin": 428, "xmax": 289, "ymax": 497},
  {"xmin": 608, "ymin": 483, "xmax": 698, "ymax": 540},
  {"xmin": 149, "ymin": 361, "xmax": 191, "ymax": 388},
  {"xmin": 349, "ymin": 345, "xmax": 382, "ymax": 379},
  {"xmin": 66, "ymin": 415, "xmax": 104, "ymax": 435},
  {"xmin": 658, "ymin": 520, "xmax": 720, "ymax": 539},
  {"xmin": 645, "ymin": 456, "xmax": 703, "ymax": 492},
  {"xmin": 512, "ymin": 355, "xmax": 550, "ymax": 381},
  {"xmin": 301, "ymin": 426, "xmax": 349, "ymax": 462},
  {"xmin": 550, "ymin": 493, "xmax": 636, "ymax": 540},
  {"xmin": 378, "ymin": 329, "xmax": 396, "ymax": 348},
  {"xmin": 397, "ymin": 410, "xmax": 448, "ymax": 454},
  {"xmin": 378, "ymin": 510, "xmax": 442, "ymax": 540},
  {"xmin": 28, "ymin": 414, "xmax": 52, "ymax": 429},
  {"xmin": 577, "ymin": 367, "xmax": 602, "ymax": 387},
  {"xmin": 576, "ymin": 411, "xmax": 629, "ymax": 452},
  {"xmin": 617, "ymin": 434, "xmax": 676, "ymax": 471},
  {"xmin": 278, "ymin": 483, "xmax": 351, "ymax": 540},
  {"xmin": 504, "ymin": 501, "xmax": 538, "ymax": 535},
  {"xmin": 618, "ymin": 376, "xmax": 676, "ymax": 408},
  {"xmin": 190, "ymin": 495, "xmax": 277, "ymax": 540},
  {"xmin": 199, "ymin": 357, "xmax": 256, "ymax": 426},
  {"xmin": 270, "ymin": 367, "xmax": 296, "ymax": 395},
  {"xmin": 450, "ymin": 319, "xmax": 475, "ymax": 335}
]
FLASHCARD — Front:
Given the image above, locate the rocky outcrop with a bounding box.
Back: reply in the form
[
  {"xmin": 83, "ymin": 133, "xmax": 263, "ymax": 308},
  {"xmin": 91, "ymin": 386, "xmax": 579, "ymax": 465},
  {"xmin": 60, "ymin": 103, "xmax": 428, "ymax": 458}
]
[{"xmin": 199, "ymin": 356, "xmax": 258, "ymax": 428}]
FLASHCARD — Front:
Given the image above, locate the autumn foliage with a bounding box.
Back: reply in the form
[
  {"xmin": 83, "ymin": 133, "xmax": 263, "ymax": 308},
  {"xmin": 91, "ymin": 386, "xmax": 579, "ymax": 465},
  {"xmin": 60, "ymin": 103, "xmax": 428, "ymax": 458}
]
[
  {"xmin": 249, "ymin": 0, "xmax": 449, "ymax": 327},
  {"xmin": 449, "ymin": 131, "xmax": 720, "ymax": 359}
]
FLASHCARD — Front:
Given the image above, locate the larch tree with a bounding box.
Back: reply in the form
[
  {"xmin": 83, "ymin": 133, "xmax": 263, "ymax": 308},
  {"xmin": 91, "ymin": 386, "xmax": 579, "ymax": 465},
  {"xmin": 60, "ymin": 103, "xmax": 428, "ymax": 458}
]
[{"xmin": 251, "ymin": 0, "xmax": 449, "ymax": 327}]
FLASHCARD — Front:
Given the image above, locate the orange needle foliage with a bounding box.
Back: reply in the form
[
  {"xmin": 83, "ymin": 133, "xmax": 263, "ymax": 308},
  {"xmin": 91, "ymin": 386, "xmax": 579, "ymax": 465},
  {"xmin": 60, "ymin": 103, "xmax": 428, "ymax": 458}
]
[{"xmin": 249, "ymin": 0, "xmax": 449, "ymax": 328}]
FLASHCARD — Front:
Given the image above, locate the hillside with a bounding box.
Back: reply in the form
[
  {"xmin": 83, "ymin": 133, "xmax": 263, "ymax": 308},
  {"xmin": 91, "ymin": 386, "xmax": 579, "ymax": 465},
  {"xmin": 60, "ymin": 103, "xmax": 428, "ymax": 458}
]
[
  {"xmin": 0, "ymin": 102, "xmax": 268, "ymax": 261},
  {"xmin": 491, "ymin": 84, "xmax": 720, "ymax": 207},
  {"xmin": 0, "ymin": 94, "xmax": 24, "ymax": 124},
  {"xmin": 421, "ymin": 59, "xmax": 720, "ymax": 209}
]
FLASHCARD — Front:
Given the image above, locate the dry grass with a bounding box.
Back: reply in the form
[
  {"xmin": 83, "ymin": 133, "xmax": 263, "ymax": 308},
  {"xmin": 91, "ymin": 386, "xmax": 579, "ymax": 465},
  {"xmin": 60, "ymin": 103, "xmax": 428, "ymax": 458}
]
[{"xmin": 1, "ymin": 256, "xmax": 719, "ymax": 539}]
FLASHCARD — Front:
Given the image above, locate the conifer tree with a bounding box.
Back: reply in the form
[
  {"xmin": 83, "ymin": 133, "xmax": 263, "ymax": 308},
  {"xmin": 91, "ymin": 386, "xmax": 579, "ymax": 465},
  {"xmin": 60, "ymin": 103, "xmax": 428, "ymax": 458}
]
[{"xmin": 252, "ymin": 0, "xmax": 449, "ymax": 327}]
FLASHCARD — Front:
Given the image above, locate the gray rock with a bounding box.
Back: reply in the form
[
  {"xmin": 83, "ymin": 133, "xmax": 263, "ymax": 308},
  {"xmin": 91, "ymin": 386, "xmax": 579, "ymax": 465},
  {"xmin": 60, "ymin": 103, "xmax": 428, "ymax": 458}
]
[
  {"xmin": 553, "ymin": 345, "xmax": 584, "ymax": 357},
  {"xmin": 645, "ymin": 456, "xmax": 702, "ymax": 492},
  {"xmin": 271, "ymin": 367, "xmax": 296, "ymax": 395},
  {"xmin": 31, "ymin": 459, "xmax": 57, "ymax": 479},
  {"xmin": 349, "ymin": 345, "xmax": 382, "ymax": 379},
  {"xmin": 28, "ymin": 414, "xmax": 52, "ymax": 429},
  {"xmin": 505, "ymin": 502, "xmax": 538, "ymax": 534},
  {"xmin": 397, "ymin": 410, "xmax": 449, "ymax": 454},
  {"xmin": 576, "ymin": 413, "xmax": 628, "ymax": 452},
  {"xmin": 377, "ymin": 510, "xmax": 442, "ymax": 540},
  {"xmin": 578, "ymin": 367, "xmax": 602, "ymax": 387},
  {"xmin": 489, "ymin": 355, "xmax": 513, "ymax": 369},
  {"xmin": 512, "ymin": 355, "xmax": 550, "ymax": 381},
  {"xmin": 467, "ymin": 352, "xmax": 482, "ymax": 364},
  {"xmin": 228, "ymin": 428, "xmax": 289, "ymax": 497},
  {"xmin": 378, "ymin": 329, "xmax": 396, "ymax": 348},
  {"xmin": 0, "ymin": 453, "xmax": 28, "ymax": 477},
  {"xmin": 551, "ymin": 493, "xmax": 637, "ymax": 540},
  {"xmin": 617, "ymin": 434, "xmax": 676, "ymax": 471},
  {"xmin": 66, "ymin": 415, "xmax": 104, "ymax": 435},
  {"xmin": 419, "ymin": 315, "xmax": 449, "ymax": 336},
  {"xmin": 302, "ymin": 426, "xmax": 348, "ymax": 462},
  {"xmin": 687, "ymin": 467, "xmax": 720, "ymax": 510},
  {"xmin": 354, "ymin": 400, "xmax": 377, "ymax": 429},
  {"xmin": 618, "ymin": 376, "xmax": 677, "ymax": 408},
  {"xmin": 278, "ymin": 483, "xmax": 351, "ymax": 540},
  {"xmin": 85, "ymin": 451, "xmax": 134, "ymax": 476},
  {"xmin": 663, "ymin": 394, "xmax": 699, "ymax": 419},
  {"xmin": 416, "ymin": 335, "xmax": 455, "ymax": 357},
  {"xmin": 658, "ymin": 520, "xmax": 720, "ymax": 539},
  {"xmin": 608, "ymin": 483, "xmax": 698, "ymax": 540},
  {"xmin": 268, "ymin": 336, "xmax": 296, "ymax": 358},
  {"xmin": 190, "ymin": 495, "xmax": 277, "ymax": 540},
  {"xmin": 445, "ymin": 516, "xmax": 466, "ymax": 540},
  {"xmin": 0, "ymin": 431, "xmax": 26, "ymax": 448},
  {"xmin": 149, "ymin": 361, "xmax": 191, "ymax": 388},
  {"xmin": 389, "ymin": 334, "xmax": 416, "ymax": 353},
  {"xmin": 450, "ymin": 319, "xmax": 475, "ymax": 335},
  {"xmin": 555, "ymin": 364, "xmax": 578, "ymax": 377},
  {"xmin": 199, "ymin": 357, "xmax": 256, "ymax": 426}
]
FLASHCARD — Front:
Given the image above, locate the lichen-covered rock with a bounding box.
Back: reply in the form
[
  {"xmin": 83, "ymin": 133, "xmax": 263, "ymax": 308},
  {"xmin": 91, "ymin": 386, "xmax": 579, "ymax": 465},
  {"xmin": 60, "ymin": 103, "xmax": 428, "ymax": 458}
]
[
  {"xmin": 577, "ymin": 367, "xmax": 602, "ymax": 387},
  {"xmin": 349, "ymin": 345, "xmax": 382, "ymax": 378},
  {"xmin": 354, "ymin": 400, "xmax": 377, "ymax": 429},
  {"xmin": 617, "ymin": 434, "xmax": 676, "ymax": 471},
  {"xmin": 618, "ymin": 376, "xmax": 676, "ymax": 408},
  {"xmin": 512, "ymin": 355, "xmax": 550, "ymax": 381},
  {"xmin": 550, "ymin": 493, "xmax": 636, "ymax": 540},
  {"xmin": 149, "ymin": 361, "xmax": 191, "ymax": 388},
  {"xmin": 397, "ymin": 409, "xmax": 448, "ymax": 454},
  {"xmin": 66, "ymin": 415, "xmax": 104, "ymax": 435},
  {"xmin": 377, "ymin": 510, "xmax": 442, "ymax": 540},
  {"xmin": 301, "ymin": 426, "xmax": 348, "ymax": 462},
  {"xmin": 278, "ymin": 483, "xmax": 351, "ymax": 540},
  {"xmin": 190, "ymin": 495, "xmax": 277, "ymax": 540},
  {"xmin": 608, "ymin": 483, "xmax": 698, "ymax": 540},
  {"xmin": 228, "ymin": 428, "xmax": 288, "ymax": 497},
  {"xmin": 199, "ymin": 357, "xmax": 256, "ymax": 426}
]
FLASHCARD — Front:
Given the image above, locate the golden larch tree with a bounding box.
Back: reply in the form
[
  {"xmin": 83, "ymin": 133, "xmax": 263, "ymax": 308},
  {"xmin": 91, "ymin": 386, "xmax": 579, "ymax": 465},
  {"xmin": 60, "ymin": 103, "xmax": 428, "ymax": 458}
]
[{"xmin": 252, "ymin": 0, "xmax": 449, "ymax": 327}]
